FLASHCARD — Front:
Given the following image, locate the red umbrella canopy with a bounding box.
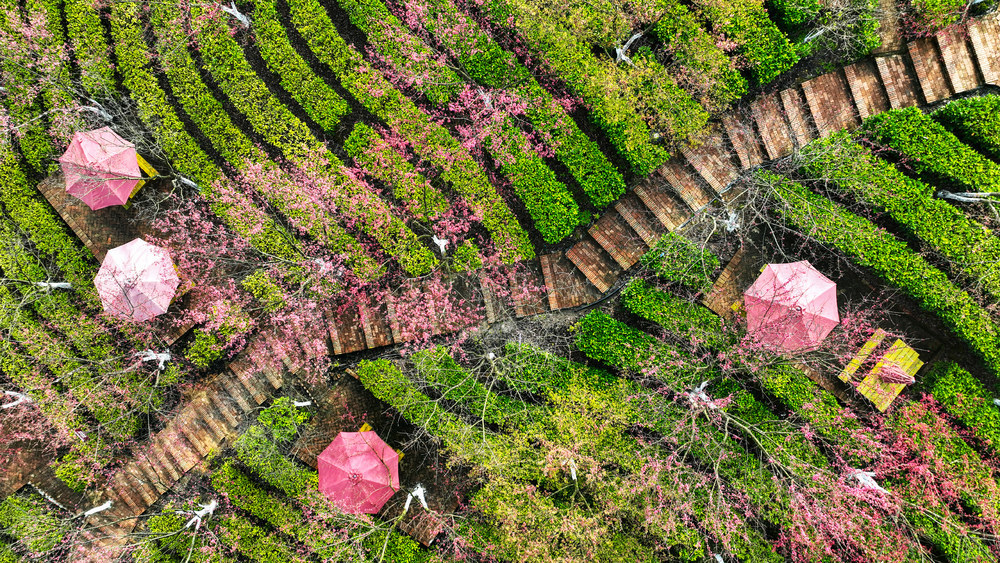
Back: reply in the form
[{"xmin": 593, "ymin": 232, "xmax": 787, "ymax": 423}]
[
  {"xmin": 58, "ymin": 127, "xmax": 142, "ymax": 210},
  {"xmin": 743, "ymin": 260, "xmax": 840, "ymax": 353},
  {"xmin": 318, "ymin": 431, "xmax": 400, "ymax": 514}
]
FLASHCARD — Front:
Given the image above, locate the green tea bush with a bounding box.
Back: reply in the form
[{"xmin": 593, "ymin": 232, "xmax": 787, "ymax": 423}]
[
  {"xmin": 639, "ymin": 233, "xmax": 720, "ymax": 292},
  {"xmin": 800, "ymin": 133, "xmax": 1000, "ymax": 302},
  {"xmin": 923, "ymin": 362, "xmax": 1000, "ymax": 456},
  {"xmin": 933, "ymin": 95, "xmax": 1000, "ymax": 163},
  {"xmin": 861, "ymin": 107, "xmax": 1000, "ymax": 193}
]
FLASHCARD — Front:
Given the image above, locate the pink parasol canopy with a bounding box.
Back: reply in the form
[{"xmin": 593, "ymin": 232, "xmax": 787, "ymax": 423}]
[
  {"xmin": 58, "ymin": 127, "xmax": 142, "ymax": 210},
  {"xmin": 744, "ymin": 260, "xmax": 840, "ymax": 353},
  {"xmin": 94, "ymin": 238, "xmax": 179, "ymax": 322},
  {"xmin": 318, "ymin": 431, "xmax": 400, "ymax": 514}
]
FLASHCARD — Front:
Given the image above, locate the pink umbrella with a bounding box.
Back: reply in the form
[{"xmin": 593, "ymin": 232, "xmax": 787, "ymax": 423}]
[
  {"xmin": 744, "ymin": 260, "xmax": 840, "ymax": 353},
  {"xmin": 94, "ymin": 238, "xmax": 180, "ymax": 322},
  {"xmin": 58, "ymin": 127, "xmax": 142, "ymax": 210},
  {"xmin": 318, "ymin": 431, "xmax": 400, "ymax": 514}
]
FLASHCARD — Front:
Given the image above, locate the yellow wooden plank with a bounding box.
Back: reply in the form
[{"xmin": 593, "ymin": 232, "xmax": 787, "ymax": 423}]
[
  {"xmin": 857, "ymin": 339, "xmax": 921, "ymax": 412},
  {"xmin": 839, "ymin": 328, "xmax": 887, "ymax": 382},
  {"xmin": 136, "ymin": 154, "xmax": 158, "ymax": 177}
]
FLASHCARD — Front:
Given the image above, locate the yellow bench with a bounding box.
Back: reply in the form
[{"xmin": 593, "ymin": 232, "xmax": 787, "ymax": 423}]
[
  {"xmin": 124, "ymin": 154, "xmax": 158, "ymax": 209},
  {"xmin": 839, "ymin": 329, "xmax": 887, "ymax": 382},
  {"xmin": 856, "ymin": 339, "xmax": 923, "ymax": 412}
]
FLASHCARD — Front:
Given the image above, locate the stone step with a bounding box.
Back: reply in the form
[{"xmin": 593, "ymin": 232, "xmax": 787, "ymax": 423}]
[
  {"xmin": 134, "ymin": 455, "xmax": 169, "ymax": 496},
  {"xmin": 145, "ymin": 440, "xmax": 183, "ymax": 486},
  {"xmin": 123, "ymin": 463, "xmax": 158, "ymax": 508},
  {"xmin": 750, "ymin": 94, "xmax": 794, "ymax": 160},
  {"xmin": 175, "ymin": 408, "xmax": 218, "ymax": 457},
  {"xmin": 510, "ymin": 259, "xmax": 548, "ymax": 317},
  {"xmin": 160, "ymin": 429, "xmax": 200, "ymax": 473},
  {"xmin": 633, "ymin": 179, "xmax": 691, "ymax": 231},
  {"xmin": 360, "ymin": 299, "xmax": 393, "ymax": 349},
  {"xmin": 721, "ymin": 115, "xmax": 764, "ymax": 169},
  {"xmin": 566, "ymin": 238, "xmax": 622, "ymax": 293},
  {"xmin": 539, "ymin": 253, "xmax": 601, "ymax": 310},
  {"xmin": 658, "ymin": 159, "xmax": 715, "ymax": 211},
  {"xmin": 25, "ymin": 466, "xmax": 85, "ymax": 511},
  {"xmin": 908, "ymin": 37, "xmax": 951, "ymax": 103},
  {"xmin": 108, "ymin": 472, "xmax": 144, "ymax": 515},
  {"xmin": 843, "ymin": 59, "xmax": 890, "ymax": 120},
  {"xmin": 936, "ymin": 27, "xmax": 980, "ymax": 93},
  {"xmin": 968, "ymin": 13, "xmax": 1000, "ymax": 85},
  {"xmin": 780, "ymin": 87, "xmax": 817, "ymax": 147},
  {"xmin": 220, "ymin": 373, "xmax": 255, "ymax": 413},
  {"xmin": 231, "ymin": 364, "xmax": 268, "ymax": 405},
  {"xmin": 875, "ymin": 54, "xmax": 921, "ymax": 109},
  {"xmin": 191, "ymin": 395, "xmax": 231, "ymax": 443},
  {"xmin": 328, "ymin": 305, "xmax": 366, "ymax": 354},
  {"xmin": 588, "ymin": 210, "xmax": 647, "ymax": 269},
  {"xmin": 802, "ymin": 70, "xmax": 859, "ymax": 137},
  {"xmin": 206, "ymin": 380, "xmax": 242, "ymax": 429},
  {"xmin": 679, "ymin": 132, "xmax": 739, "ymax": 194},
  {"xmin": 614, "ymin": 193, "xmax": 665, "ymax": 246}
]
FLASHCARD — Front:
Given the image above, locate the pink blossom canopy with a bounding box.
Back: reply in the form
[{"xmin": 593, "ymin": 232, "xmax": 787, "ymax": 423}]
[
  {"xmin": 318, "ymin": 431, "xmax": 400, "ymax": 514},
  {"xmin": 58, "ymin": 127, "xmax": 142, "ymax": 210},
  {"xmin": 744, "ymin": 260, "xmax": 840, "ymax": 353},
  {"xmin": 94, "ymin": 238, "xmax": 179, "ymax": 322}
]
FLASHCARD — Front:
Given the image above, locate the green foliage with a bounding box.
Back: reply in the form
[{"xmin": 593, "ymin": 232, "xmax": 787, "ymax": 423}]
[
  {"xmin": 140, "ymin": 512, "xmax": 230, "ymax": 563},
  {"xmin": 248, "ymin": 0, "xmax": 350, "ymax": 130},
  {"xmin": 63, "ymin": 0, "xmax": 115, "ymax": 94},
  {"xmin": 764, "ymin": 170, "xmax": 1000, "ymax": 380},
  {"xmin": 0, "ymin": 541, "xmax": 19, "ymax": 563},
  {"xmin": 257, "ymin": 397, "xmax": 311, "ymax": 442},
  {"xmin": 0, "ymin": 494, "xmax": 65, "ymax": 554},
  {"xmin": 414, "ymin": 0, "xmax": 625, "ymax": 207},
  {"xmin": 620, "ymin": 278, "xmax": 724, "ymax": 348},
  {"xmin": 653, "ymin": 0, "xmax": 747, "ymax": 110},
  {"xmin": 766, "ymin": 0, "xmax": 822, "ymax": 28},
  {"xmin": 695, "ymin": 0, "xmax": 799, "ymax": 85},
  {"xmin": 110, "ymin": 2, "xmax": 298, "ymax": 260},
  {"xmin": 639, "ymin": 232, "xmax": 719, "ymax": 292},
  {"xmin": 487, "ymin": 125, "xmax": 580, "ymax": 243},
  {"xmin": 0, "ymin": 144, "xmax": 97, "ymax": 297},
  {"xmin": 343, "ymin": 123, "xmax": 449, "ymax": 221},
  {"xmin": 933, "ymin": 94, "xmax": 1000, "ymax": 163},
  {"xmin": 333, "ymin": 0, "xmax": 461, "ymax": 105},
  {"xmin": 861, "ymin": 106, "xmax": 1000, "ymax": 194},
  {"xmin": 217, "ymin": 514, "xmax": 309, "ymax": 563},
  {"xmin": 479, "ymin": 0, "xmax": 704, "ymax": 176},
  {"xmin": 923, "ymin": 362, "xmax": 1000, "ymax": 457},
  {"xmin": 185, "ymin": 330, "xmax": 224, "ymax": 369},
  {"xmin": 286, "ymin": 0, "xmax": 533, "ymax": 262},
  {"xmin": 886, "ymin": 400, "xmax": 1000, "ymax": 536},
  {"xmin": 800, "ymin": 133, "xmax": 1000, "ymax": 303},
  {"xmin": 148, "ymin": 4, "xmax": 394, "ymax": 279},
  {"xmin": 907, "ymin": 0, "xmax": 971, "ymax": 30},
  {"xmin": 239, "ymin": 270, "xmax": 287, "ymax": 312},
  {"xmin": 452, "ymin": 240, "xmax": 483, "ymax": 272},
  {"xmin": 235, "ymin": 424, "xmax": 316, "ymax": 497},
  {"xmin": 193, "ymin": 10, "xmax": 323, "ymax": 162},
  {"xmin": 412, "ymin": 346, "xmax": 540, "ymax": 428}
]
